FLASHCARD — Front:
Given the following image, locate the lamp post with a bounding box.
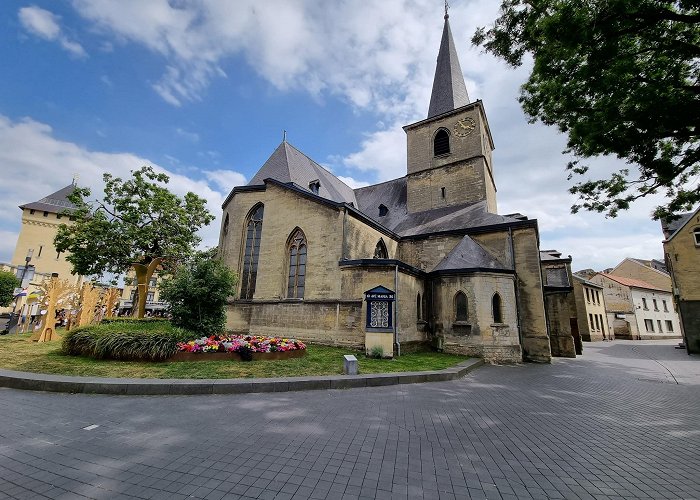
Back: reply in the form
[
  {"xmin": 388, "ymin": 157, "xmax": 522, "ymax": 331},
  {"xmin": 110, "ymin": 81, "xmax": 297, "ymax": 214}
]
[{"xmin": 4, "ymin": 249, "xmax": 34, "ymax": 334}]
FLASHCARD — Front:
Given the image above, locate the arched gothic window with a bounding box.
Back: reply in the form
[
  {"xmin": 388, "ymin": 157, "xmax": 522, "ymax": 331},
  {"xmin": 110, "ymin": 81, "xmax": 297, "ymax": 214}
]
[
  {"xmin": 222, "ymin": 213, "xmax": 229, "ymax": 236},
  {"xmin": 434, "ymin": 129, "xmax": 450, "ymax": 156},
  {"xmin": 492, "ymin": 293, "xmax": 503, "ymax": 323},
  {"xmin": 373, "ymin": 239, "xmax": 388, "ymax": 259},
  {"xmin": 287, "ymin": 228, "xmax": 307, "ymax": 299},
  {"xmin": 240, "ymin": 204, "xmax": 264, "ymax": 299},
  {"xmin": 454, "ymin": 291, "xmax": 468, "ymax": 321}
]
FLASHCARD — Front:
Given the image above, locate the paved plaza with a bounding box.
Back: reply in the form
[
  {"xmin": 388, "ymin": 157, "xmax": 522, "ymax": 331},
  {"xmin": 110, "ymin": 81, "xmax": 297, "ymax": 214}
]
[{"xmin": 1, "ymin": 340, "xmax": 699, "ymax": 500}]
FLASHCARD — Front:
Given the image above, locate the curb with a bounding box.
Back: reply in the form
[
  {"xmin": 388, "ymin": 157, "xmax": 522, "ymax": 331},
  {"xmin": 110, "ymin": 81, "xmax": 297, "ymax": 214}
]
[{"xmin": 0, "ymin": 359, "xmax": 484, "ymax": 396}]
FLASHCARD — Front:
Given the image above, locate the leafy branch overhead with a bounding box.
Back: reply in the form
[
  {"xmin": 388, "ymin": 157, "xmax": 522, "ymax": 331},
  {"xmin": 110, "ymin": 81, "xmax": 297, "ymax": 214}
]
[{"xmin": 473, "ymin": 0, "xmax": 699, "ymax": 218}]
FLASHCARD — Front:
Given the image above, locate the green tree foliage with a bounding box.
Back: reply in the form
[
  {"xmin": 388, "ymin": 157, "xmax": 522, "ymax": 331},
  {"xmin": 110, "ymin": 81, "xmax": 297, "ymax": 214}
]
[
  {"xmin": 473, "ymin": 0, "xmax": 699, "ymax": 218},
  {"xmin": 0, "ymin": 270, "xmax": 19, "ymax": 308},
  {"xmin": 159, "ymin": 250, "xmax": 238, "ymax": 336},
  {"xmin": 55, "ymin": 166, "xmax": 214, "ymax": 317}
]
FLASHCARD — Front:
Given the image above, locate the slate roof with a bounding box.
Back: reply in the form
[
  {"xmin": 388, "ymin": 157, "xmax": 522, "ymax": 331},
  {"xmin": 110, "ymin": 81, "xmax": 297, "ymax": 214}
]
[
  {"xmin": 661, "ymin": 209, "xmax": 698, "ymax": 240},
  {"xmin": 573, "ymin": 275, "xmax": 603, "ymax": 289},
  {"xmin": 432, "ymin": 235, "xmax": 509, "ymax": 272},
  {"xmin": 599, "ymin": 273, "xmax": 667, "ymax": 292},
  {"xmin": 19, "ymin": 183, "xmax": 77, "ymax": 213},
  {"xmin": 427, "ymin": 15, "xmax": 469, "ymax": 119},
  {"xmin": 248, "ymin": 141, "xmax": 357, "ymax": 205}
]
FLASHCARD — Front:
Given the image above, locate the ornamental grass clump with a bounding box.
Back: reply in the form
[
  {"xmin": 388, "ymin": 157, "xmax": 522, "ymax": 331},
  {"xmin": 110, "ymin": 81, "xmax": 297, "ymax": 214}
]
[{"xmin": 62, "ymin": 319, "xmax": 194, "ymax": 361}]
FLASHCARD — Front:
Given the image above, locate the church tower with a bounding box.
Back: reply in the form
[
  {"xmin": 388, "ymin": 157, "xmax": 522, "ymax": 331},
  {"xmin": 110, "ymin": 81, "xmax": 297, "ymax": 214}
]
[{"xmin": 403, "ymin": 11, "xmax": 497, "ymax": 214}]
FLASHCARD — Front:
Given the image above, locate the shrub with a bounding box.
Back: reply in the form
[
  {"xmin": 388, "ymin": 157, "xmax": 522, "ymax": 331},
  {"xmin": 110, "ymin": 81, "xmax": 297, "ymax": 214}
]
[
  {"xmin": 62, "ymin": 320, "xmax": 193, "ymax": 361},
  {"xmin": 369, "ymin": 345, "xmax": 384, "ymax": 359},
  {"xmin": 159, "ymin": 250, "xmax": 237, "ymax": 336},
  {"xmin": 0, "ymin": 270, "xmax": 19, "ymax": 308}
]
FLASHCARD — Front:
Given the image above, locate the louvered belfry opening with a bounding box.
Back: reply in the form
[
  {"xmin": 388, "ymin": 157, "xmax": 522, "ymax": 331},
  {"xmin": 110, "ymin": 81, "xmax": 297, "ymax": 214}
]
[{"xmin": 434, "ymin": 129, "xmax": 450, "ymax": 156}]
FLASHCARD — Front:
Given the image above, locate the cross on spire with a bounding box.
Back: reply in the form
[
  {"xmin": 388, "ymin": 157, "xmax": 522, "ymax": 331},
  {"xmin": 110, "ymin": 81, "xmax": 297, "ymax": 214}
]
[{"xmin": 444, "ymin": 0, "xmax": 449, "ymax": 19}]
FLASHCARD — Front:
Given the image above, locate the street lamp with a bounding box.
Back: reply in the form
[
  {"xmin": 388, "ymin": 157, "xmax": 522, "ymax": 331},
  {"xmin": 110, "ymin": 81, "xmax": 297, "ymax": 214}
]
[{"xmin": 4, "ymin": 249, "xmax": 34, "ymax": 334}]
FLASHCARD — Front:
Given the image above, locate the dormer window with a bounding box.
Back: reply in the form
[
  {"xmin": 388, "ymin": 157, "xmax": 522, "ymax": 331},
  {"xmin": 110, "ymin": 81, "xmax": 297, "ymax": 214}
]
[
  {"xmin": 434, "ymin": 129, "xmax": 450, "ymax": 156},
  {"xmin": 309, "ymin": 180, "xmax": 320, "ymax": 195},
  {"xmin": 378, "ymin": 204, "xmax": 388, "ymax": 217}
]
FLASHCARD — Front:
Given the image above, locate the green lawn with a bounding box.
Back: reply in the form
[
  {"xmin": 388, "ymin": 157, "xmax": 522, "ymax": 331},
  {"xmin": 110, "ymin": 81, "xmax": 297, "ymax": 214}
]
[{"xmin": 0, "ymin": 333, "xmax": 468, "ymax": 379}]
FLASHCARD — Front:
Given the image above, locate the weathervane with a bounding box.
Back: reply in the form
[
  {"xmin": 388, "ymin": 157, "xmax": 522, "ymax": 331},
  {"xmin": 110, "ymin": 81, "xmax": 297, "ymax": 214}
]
[
  {"xmin": 72, "ymin": 172, "xmax": 79, "ymax": 185},
  {"xmin": 444, "ymin": 0, "xmax": 449, "ymax": 19},
  {"xmin": 283, "ymin": 130, "xmax": 287, "ymax": 142}
]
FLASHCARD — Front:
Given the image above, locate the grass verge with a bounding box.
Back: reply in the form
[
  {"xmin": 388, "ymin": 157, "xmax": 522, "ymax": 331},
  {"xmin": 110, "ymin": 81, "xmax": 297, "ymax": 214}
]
[{"xmin": 0, "ymin": 332, "xmax": 467, "ymax": 379}]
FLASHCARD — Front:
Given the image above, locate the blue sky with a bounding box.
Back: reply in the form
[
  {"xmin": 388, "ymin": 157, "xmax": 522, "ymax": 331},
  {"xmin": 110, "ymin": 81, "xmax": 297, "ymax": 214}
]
[{"xmin": 0, "ymin": 0, "xmax": 671, "ymax": 271}]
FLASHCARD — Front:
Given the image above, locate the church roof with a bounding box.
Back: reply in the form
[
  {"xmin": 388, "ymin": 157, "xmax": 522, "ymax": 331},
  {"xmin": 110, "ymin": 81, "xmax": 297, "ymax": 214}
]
[
  {"xmin": 432, "ymin": 235, "xmax": 510, "ymax": 272},
  {"xmin": 19, "ymin": 183, "xmax": 77, "ymax": 213},
  {"xmin": 427, "ymin": 14, "xmax": 469, "ymax": 119},
  {"xmin": 354, "ymin": 177, "xmax": 527, "ymax": 237},
  {"xmin": 248, "ymin": 140, "xmax": 357, "ymax": 205}
]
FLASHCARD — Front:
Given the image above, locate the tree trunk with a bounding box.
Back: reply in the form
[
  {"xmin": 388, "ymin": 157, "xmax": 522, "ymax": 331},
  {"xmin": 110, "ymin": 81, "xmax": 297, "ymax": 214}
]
[{"xmin": 132, "ymin": 258, "xmax": 162, "ymax": 319}]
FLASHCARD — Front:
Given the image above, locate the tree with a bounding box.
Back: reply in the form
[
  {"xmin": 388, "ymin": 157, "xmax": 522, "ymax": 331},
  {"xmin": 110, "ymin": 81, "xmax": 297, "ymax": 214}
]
[
  {"xmin": 55, "ymin": 166, "xmax": 214, "ymax": 318},
  {"xmin": 473, "ymin": 0, "xmax": 699, "ymax": 219},
  {"xmin": 0, "ymin": 270, "xmax": 19, "ymax": 308},
  {"xmin": 159, "ymin": 249, "xmax": 237, "ymax": 335}
]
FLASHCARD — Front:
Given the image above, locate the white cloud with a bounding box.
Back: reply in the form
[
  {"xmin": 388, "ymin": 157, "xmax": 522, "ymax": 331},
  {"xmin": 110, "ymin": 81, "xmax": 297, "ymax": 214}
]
[
  {"xmin": 204, "ymin": 170, "xmax": 247, "ymax": 192},
  {"xmin": 0, "ymin": 115, "xmax": 237, "ymax": 263},
  {"xmin": 19, "ymin": 6, "xmax": 87, "ymax": 58},
  {"xmin": 336, "ymin": 176, "xmax": 369, "ymax": 189},
  {"xmin": 175, "ymin": 127, "xmax": 200, "ymax": 143}
]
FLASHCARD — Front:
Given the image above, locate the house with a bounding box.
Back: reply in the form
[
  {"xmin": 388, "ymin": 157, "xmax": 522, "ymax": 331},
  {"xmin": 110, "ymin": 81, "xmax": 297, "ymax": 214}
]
[
  {"xmin": 590, "ymin": 273, "xmax": 681, "ymax": 340},
  {"xmin": 662, "ymin": 207, "xmax": 700, "ymax": 353},
  {"xmin": 218, "ymin": 12, "xmax": 560, "ymax": 363},
  {"xmin": 572, "ymin": 275, "xmax": 609, "ymax": 341},
  {"xmin": 610, "ymin": 257, "xmax": 672, "ymax": 292},
  {"xmin": 540, "ymin": 250, "xmax": 578, "ymax": 356}
]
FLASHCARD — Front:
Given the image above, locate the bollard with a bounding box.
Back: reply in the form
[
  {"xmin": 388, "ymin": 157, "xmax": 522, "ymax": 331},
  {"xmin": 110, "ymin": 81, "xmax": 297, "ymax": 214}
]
[{"xmin": 343, "ymin": 354, "xmax": 358, "ymax": 375}]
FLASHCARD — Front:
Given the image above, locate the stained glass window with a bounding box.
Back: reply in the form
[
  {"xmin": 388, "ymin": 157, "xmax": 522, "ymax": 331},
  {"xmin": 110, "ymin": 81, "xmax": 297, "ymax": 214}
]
[
  {"xmin": 240, "ymin": 204, "xmax": 264, "ymax": 299},
  {"xmin": 287, "ymin": 229, "xmax": 307, "ymax": 299},
  {"xmin": 455, "ymin": 291, "xmax": 468, "ymax": 321}
]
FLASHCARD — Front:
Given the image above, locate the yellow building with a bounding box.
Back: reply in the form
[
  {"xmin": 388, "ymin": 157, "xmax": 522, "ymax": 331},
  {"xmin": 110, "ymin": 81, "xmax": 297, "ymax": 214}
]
[
  {"xmin": 2, "ymin": 182, "xmax": 84, "ymax": 318},
  {"xmin": 118, "ymin": 271, "xmax": 167, "ymax": 316},
  {"xmin": 662, "ymin": 207, "xmax": 700, "ymax": 353}
]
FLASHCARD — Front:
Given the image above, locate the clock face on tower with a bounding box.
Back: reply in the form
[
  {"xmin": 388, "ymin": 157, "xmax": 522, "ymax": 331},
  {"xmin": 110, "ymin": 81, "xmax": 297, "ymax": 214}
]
[{"xmin": 453, "ymin": 117, "xmax": 476, "ymax": 137}]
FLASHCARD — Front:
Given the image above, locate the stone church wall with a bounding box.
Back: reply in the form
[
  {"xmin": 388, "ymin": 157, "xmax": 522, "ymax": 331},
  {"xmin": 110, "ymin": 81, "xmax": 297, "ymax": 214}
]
[
  {"xmin": 406, "ymin": 157, "xmax": 490, "ymax": 213},
  {"xmin": 511, "ymin": 227, "xmax": 551, "ymax": 362},
  {"xmin": 344, "ymin": 214, "xmax": 399, "ymax": 260},
  {"xmin": 221, "ymin": 184, "xmax": 345, "ymax": 300},
  {"xmin": 225, "ymin": 299, "xmax": 364, "ymax": 347},
  {"xmin": 399, "ymin": 234, "xmax": 464, "ymax": 271},
  {"xmin": 431, "ymin": 273, "xmax": 521, "ymax": 363}
]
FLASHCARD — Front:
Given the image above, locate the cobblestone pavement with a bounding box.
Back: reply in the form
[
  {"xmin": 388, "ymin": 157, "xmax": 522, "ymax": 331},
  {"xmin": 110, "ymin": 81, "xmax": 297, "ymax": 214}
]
[{"xmin": 1, "ymin": 340, "xmax": 699, "ymax": 500}]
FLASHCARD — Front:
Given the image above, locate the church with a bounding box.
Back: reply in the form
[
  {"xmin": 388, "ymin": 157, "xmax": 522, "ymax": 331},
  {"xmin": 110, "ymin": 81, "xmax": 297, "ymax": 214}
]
[{"xmin": 218, "ymin": 13, "xmax": 573, "ymax": 363}]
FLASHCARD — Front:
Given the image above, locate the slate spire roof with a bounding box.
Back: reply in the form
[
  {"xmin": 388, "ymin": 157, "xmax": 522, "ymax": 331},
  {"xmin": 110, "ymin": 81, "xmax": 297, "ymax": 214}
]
[
  {"xmin": 427, "ymin": 13, "xmax": 470, "ymax": 119},
  {"xmin": 19, "ymin": 182, "xmax": 78, "ymax": 213},
  {"xmin": 248, "ymin": 140, "xmax": 357, "ymax": 205}
]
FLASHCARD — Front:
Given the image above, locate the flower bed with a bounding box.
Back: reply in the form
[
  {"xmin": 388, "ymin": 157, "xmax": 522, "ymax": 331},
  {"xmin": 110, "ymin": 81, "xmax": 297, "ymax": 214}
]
[{"xmin": 170, "ymin": 335, "xmax": 306, "ymax": 362}]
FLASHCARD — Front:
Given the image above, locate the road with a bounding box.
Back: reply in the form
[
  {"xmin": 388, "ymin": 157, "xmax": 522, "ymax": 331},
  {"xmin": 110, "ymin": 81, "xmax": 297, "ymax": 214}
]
[{"xmin": 1, "ymin": 340, "xmax": 698, "ymax": 499}]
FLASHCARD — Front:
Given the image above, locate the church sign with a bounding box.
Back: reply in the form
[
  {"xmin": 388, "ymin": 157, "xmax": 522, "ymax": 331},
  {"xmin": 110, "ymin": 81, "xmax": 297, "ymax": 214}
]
[{"xmin": 364, "ymin": 286, "xmax": 395, "ymax": 331}]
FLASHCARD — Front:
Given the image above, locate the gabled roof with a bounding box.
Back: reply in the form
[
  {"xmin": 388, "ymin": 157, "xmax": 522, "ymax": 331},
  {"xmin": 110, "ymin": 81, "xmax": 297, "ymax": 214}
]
[
  {"xmin": 661, "ymin": 207, "xmax": 699, "ymax": 241},
  {"xmin": 248, "ymin": 141, "xmax": 357, "ymax": 205},
  {"xmin": 573, "ymin": 275, "xmax": 603, "ymax": 289},
  {"xmin": 19, "ymin": 183, "xmax": 77, "ymax": 213},
  {"xmin": 427, "ymin": 14, "xmax": 469, "ymax": 119},
  {"xmin": 598, "ymin": 273, "xmax": 667, "ymax": 292},
  {"xmin": 432, "ymin": 235, "xmax": 509, "ymax": 272},
  {"xmin": 613, "ymin": 257, "xmax": 670, "ymax": 277}
]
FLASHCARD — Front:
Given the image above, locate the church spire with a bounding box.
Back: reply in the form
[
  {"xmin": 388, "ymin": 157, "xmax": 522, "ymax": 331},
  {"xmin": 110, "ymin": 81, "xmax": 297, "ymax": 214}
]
[{"xmin": 427, "ymin": 9, "xmax": 469, "ymax": 118}]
